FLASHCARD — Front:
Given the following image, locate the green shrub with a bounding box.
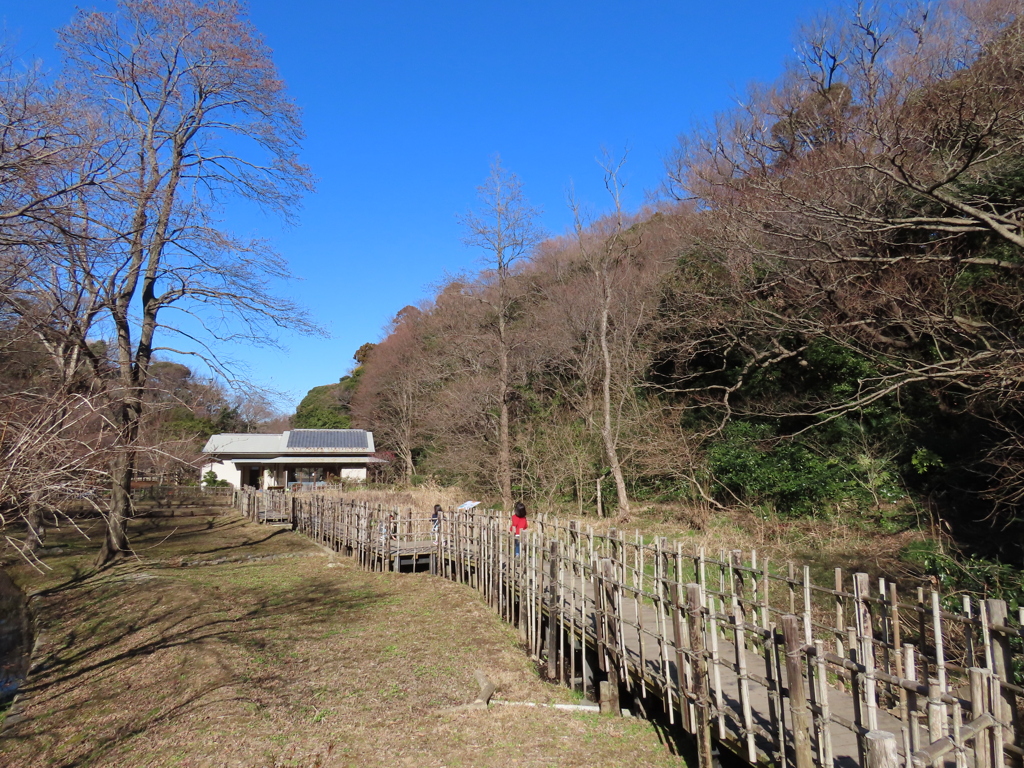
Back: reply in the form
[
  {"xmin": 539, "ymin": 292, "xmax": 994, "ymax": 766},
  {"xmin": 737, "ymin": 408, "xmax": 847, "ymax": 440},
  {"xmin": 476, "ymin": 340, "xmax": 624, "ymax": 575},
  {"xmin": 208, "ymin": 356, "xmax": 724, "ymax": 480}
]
[
  {"xmin": 202, "ymin": 470, "xmax": 230, "ymax": 488},
  {"xmin": 707, "ymin": 422, "xmax": 861, "ymax": 516}
]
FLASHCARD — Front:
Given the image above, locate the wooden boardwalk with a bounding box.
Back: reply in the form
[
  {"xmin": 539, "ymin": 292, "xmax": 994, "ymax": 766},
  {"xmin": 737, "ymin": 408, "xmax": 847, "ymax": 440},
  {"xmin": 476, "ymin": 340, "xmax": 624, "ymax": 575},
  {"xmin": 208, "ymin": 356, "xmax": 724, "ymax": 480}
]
[{"xmin": 237, "ymin": 489, "xmax": 1023, "ymax": 768}]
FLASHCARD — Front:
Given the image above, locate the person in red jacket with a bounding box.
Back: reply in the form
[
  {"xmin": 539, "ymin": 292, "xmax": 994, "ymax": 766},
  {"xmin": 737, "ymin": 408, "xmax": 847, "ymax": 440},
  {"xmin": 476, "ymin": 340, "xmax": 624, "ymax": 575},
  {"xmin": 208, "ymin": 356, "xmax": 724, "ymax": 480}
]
[{"xmin": 510, "ymin": 501, "xmax": 528, "ymax": 556}]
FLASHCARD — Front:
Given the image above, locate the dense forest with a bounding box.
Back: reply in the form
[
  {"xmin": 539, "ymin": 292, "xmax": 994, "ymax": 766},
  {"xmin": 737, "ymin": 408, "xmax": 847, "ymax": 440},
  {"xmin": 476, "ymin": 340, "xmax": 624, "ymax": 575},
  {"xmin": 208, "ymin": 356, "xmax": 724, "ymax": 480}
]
[{"xmin": 333, "ymin": 0, "xmax": 1024, "ymax": 568}]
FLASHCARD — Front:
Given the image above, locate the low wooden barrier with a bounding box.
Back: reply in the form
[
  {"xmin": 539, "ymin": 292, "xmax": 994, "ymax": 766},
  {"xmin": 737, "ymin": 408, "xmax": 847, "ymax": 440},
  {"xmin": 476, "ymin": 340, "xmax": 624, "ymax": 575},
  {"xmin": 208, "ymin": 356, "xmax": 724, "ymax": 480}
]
[
  {"xmin": 236, "ymin": 489, "xmax": 1022, "ymax": 768},
  {"xmin": 131, "ymin": 485, "xmax": 234, "ymax": 503}
]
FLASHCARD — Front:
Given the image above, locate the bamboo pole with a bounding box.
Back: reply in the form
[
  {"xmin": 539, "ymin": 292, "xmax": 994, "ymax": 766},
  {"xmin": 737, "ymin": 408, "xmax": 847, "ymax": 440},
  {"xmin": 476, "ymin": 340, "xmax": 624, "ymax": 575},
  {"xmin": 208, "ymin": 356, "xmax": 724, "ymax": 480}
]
[
  {"xmin": 907, "ymin": 643, "xmax": 922, "ymax": 756},
  {"xmin": 601, "ymin": 557, "xmax": 621, "ymax": 715},
  {"xmin": 734, "ymin": 603, "xmax": 757, "ymax": 762},
  {"xmin": 986, "ymin": 598, "xmax": 1020, "ymax": 765},
  {"xmin": 927, "ymin": 679, "xmax": 944, "ymax": 748},
  {"xmin": 813, "ymin": 638, "xmax": 835, "ymax": 768},
  {"xmin": 670, "ymin": 583, "xmax": 691, "ymax": 732},
  {"xmin": 932, "ymin": 591, "xmax": 949, "ymax": 736},
  {"xmin": 546, "ymin": 539, "xmax": 559, "ymax": 680}
]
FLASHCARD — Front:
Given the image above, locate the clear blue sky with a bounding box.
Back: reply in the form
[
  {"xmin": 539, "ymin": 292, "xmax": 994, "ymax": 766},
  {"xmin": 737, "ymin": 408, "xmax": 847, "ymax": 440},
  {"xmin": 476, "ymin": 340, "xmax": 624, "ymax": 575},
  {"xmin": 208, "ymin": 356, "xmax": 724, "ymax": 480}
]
[{"xmin": 3, "ymin": 0, "xmax": 829, "ymax": 411}]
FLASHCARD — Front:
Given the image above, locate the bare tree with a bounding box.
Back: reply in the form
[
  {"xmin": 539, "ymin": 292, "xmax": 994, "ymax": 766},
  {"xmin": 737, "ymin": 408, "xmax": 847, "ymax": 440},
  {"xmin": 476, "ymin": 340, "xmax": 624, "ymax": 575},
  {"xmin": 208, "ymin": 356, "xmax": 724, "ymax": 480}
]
[
  {"xmin": 0, "ymin": 49, "xmax": 109, "ymax": 248},
  {"xmin": 14, "ymin": 0, "xmax": 318, "ymax": 564},
  {"xmin": 567, "ymin": 155, "xmax": 644, "ymax": 516},
  {"xmin": 459, "ymin": 158, "xmax": 543, "ymax": 510},
  {"xmin": 665, "ymin": 0, "xmax": 1024, "ymax": 516},
  {"xmin": 669, "ymin": 0, "xmax": 1024, "ymax": 405},
  {"xmin": 0, "ymin": 390, "xmax": 111, "ymax": 564},
  {"xmin": 351, "ymin": 306, "xmax": 435, "ymax": 482}
]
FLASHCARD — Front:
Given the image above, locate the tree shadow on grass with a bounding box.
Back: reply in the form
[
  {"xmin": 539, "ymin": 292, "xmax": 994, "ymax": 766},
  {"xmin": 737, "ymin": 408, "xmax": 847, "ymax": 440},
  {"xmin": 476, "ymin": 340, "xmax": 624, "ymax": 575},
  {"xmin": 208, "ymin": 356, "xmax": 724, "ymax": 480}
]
[
  {"xmin": 1, "ymin": 561, "xmax": 386, "ymax": 767},
  {"xmin": 128, "ymin": 513, "xmax": 298, "ymax": 559},
  {"xmin": 29, "ymin": 568, "xmax": 381, "ymax": 691}
]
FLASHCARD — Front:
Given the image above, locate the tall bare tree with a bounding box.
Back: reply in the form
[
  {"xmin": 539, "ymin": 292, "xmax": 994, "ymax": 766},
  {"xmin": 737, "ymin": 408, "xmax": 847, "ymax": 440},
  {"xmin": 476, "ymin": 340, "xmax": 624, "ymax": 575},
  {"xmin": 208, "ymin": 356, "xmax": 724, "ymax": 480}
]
[
  {"xmin": 569, "ymin": 156, "xmax": 643, "ymax": 516},
  {"xmin": 19, "ymin": 0, "xmax": 317, "ymax": 563},
  {"xmin": 459, "ymin": 159, "xmax": 543, "ymax": 510},
  {"xmin": 351, "ymin": 306, "xmax": 434, "ymax": 481}
]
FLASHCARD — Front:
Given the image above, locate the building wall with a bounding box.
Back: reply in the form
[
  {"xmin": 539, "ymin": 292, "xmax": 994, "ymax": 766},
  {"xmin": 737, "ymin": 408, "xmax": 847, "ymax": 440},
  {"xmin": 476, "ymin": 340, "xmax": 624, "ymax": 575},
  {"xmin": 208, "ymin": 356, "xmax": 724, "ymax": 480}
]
[
  {"xmin": 201, "ymin": 460, "xmax": 241, "ymax": 488},
  {"xmin": 201, "ymin": 460, "xmax": 368, "ymax": 487}
]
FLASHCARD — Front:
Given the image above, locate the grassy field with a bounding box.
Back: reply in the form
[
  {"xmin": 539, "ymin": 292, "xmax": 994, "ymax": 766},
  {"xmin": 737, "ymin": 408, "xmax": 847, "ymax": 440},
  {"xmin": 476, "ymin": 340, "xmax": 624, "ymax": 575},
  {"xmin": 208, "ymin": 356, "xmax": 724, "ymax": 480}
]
[{"xmin": 0, "ymin": 508, "xmax": 686, "ymax": 768}]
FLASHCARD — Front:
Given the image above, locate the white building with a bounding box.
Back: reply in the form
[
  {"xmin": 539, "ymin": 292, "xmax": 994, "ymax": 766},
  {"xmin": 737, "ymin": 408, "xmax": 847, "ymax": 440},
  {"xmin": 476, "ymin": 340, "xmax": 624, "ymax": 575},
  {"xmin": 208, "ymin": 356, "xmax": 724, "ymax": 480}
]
[{"xmin": 201, "ymin": 429, "xmax": 378, "ymax": 489}]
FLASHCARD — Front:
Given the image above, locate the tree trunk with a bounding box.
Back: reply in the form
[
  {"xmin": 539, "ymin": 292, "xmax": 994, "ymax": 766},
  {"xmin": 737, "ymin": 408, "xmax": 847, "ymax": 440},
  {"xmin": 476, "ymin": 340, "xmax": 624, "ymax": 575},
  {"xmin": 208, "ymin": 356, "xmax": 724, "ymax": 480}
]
[
  {"xmin": 401, "ymin": 443, "xmax": 414, "ymax": 482},
  {"xmin": 598, "ymin": 273, "xmax": 630, "ymax": 518},
  {"xmin": 97, "ymin": 402, "xmax": 139, "ymax": 565},
  {"xmin": 25, "ymin": 496, "xmax": 45, "ymax": 552},
  {"xmin": 401, "ymin": 390, "xmax": 415, "ymax": 482},
  {"xmin": 497, "ymin": 314, "xmax": 513, "ymax": 511}
]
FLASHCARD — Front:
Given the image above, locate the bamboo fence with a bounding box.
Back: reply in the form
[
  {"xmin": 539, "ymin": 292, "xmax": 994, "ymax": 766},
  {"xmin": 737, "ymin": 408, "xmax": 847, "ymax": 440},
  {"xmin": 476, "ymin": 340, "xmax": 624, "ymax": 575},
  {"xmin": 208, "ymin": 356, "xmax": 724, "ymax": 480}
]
[{"xmin": 236, "ymin": 489, "xmax": 1022, "ymax": 768}]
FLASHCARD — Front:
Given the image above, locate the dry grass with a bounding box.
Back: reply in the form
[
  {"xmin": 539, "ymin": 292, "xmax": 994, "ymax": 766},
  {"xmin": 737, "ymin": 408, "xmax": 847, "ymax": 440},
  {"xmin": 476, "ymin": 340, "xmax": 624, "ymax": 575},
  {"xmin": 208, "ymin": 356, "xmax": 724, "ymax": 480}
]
[
  {"xmin": 335, "ymin": 483, "xmax": 469, "ymax": 514},
  {"xmin": 0, "ymin": 509, "xmax": 685, "ymax": 768},
  {"xmin": 341, "ymin": 487, "xmax": 928, "ymax": 590},
  {"xmin": 617, "ymin": 506, "xmax": 928, "ymax": 583}
]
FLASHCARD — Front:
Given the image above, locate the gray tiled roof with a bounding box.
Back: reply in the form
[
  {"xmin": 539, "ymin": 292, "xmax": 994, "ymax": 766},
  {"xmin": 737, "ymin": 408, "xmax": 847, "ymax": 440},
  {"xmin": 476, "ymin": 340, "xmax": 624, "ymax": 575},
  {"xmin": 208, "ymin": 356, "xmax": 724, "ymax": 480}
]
[{"xmin": 285, "ymin": 429, "xmax": 370, "ymax": 450}]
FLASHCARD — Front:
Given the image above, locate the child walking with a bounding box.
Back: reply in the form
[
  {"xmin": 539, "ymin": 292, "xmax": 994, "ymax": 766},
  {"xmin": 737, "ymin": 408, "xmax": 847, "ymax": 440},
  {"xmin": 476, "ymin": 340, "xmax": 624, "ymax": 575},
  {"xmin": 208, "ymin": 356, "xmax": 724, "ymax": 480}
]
[{"xmin": 509, "ymin": 501, "xmax": 528, "ymax": 556}]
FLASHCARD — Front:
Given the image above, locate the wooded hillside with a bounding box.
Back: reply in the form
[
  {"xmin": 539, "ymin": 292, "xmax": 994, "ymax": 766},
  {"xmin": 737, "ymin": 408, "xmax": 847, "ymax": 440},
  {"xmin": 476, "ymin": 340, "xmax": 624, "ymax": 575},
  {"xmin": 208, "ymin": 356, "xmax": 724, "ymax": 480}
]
[{"xmin": 347, "ymin": 0, "xmax": 1024, "ymax": 566}]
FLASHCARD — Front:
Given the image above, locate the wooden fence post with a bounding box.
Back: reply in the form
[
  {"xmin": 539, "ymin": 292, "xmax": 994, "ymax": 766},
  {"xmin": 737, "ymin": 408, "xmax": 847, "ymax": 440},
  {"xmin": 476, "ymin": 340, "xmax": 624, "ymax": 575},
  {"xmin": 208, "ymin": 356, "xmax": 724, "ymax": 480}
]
[
  {"xmin": 546, "ymin": 539, "xmax": 559, "ymax": 680},
  {"xmin": 599, "ymin": 681, "xmax": 614, "ymax": 713},
  {"xmin": 733, "ymin": 603, "xmax": 757, "ymax": 762},
  {"xmin": 986, "ymin": 598, "xmax": 1021, "ymax": 764},
  {"xmin": 670, "ymin": 583, "xmax": 692, "ymax": 732},
  {"xmin": 491, "ymin": 520, "xmax": 500, "ymax": 610},
  {"xmin": 593, "ymin": 556, "xmax": 605, "ymax": 673},
  {"xmin": 686, "ymin": 583, "xmax": 714, "ymax": 768},
  {"xmin": 865, "ymin": 730, "xmax": 900, "ymax": 768},
  {"xmin": 927, "ymin": 679, "xmax": 943, "ymax": 746},
  {"xmin": 969, "ymin": 667, "xmax": 991, "ymax": 768},
  {"xmin": 601, "ymin": 558, "xmax": 621, "ymax": 716},
  {"xmin": 854, "ymin": 572, "xmax": 880, "ymax": 733},
  {"xmin": 782, "ymin": 614, "xmax": 815, "ymax": 768}
]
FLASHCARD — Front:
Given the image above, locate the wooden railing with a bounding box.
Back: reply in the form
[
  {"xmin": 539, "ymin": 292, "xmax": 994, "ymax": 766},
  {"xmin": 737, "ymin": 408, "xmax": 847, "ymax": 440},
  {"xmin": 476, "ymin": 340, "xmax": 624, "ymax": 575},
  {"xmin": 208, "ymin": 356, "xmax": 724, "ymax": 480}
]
[
  {"xmin": 236, "ymin": 489, "xmax": 1023, "ymax": 768},
  {"xmin": 131, "ymin": 485, "xmax": 234, "ymax": 502}
]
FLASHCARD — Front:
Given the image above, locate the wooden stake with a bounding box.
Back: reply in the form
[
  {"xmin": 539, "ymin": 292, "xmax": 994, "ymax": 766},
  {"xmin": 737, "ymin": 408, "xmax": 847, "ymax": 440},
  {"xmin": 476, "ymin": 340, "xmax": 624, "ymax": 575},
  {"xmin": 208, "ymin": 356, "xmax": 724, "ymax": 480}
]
[
  {"xmin": 546, "ymin": 540, "xmax": 559, "ymax": 680},
  {"xmin": 927, "ymin": 679, "xmax": 943, "ymax": 746},
  {"xmin": 601, "ymin": 558, "xmax": 621, "ymax": 716},
  {"xmin": 734, "ymin": 604, "xmax": 757, "ymax": 762},
  {"xmin": 813, "ymin": 638, "xmax": 835, "ymax": 768},
  {"xmin": 866, "ymin": 730, "xmax": 900, "ymax": 768},
  {"xmin": 670, "ymin": 583, "xmax": 691, "ymax": 732},
  {"xmin": 782, "ymin": 614, "xmax": 815, "ymax": 768},
  {"xmin": 985, "ymin": 598, "xmax": 1020, "ymax": 764},
  {"xmin": 687, "ymin": 583, "xmax": 714, "ymax": 768}
]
